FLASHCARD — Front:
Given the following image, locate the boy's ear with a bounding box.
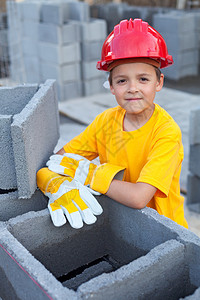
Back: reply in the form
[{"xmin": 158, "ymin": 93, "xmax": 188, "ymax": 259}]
[
  {"xmin": 156, "ymin": 73, "xmax": 164, "ymax": 92},
  {"xmin": 110, "ymin": 85, "xmax": 115, "ymax": 95}
]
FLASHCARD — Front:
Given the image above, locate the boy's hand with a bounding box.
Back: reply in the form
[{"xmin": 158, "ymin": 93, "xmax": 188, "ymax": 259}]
[
  {"xmin": 36, "ymin": 168, "xmax": 103, "ymax": 229},
  {"xmin": 46, "ymin": 153, "xmax": 126, "ymax": 194}
]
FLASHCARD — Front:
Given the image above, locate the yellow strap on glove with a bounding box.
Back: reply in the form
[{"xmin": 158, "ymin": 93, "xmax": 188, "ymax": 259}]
[
  {"xmin": 36, "ymin": 168, "xmax": 103, "ymax": 229},
  {"xmin": 46, "ymin": 153, "xmax": 125, "ymax": 194}
]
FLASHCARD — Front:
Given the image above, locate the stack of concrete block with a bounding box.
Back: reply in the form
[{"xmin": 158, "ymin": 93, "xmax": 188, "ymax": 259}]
[
  {"xmin": 1, "ymin": 196, "xmax": 200, "ymax": 299},
  {"xmin": 0, "ymin": 79, "xmax": 59, "ymax": 199},
  {"xmin": 80, "ymin": 18, "xmax": 107, "ymax": 96},
  {"xmin": 187, "ymin": 107, "xmax": 200, "ymax": 213},
  {"xmin": 20, "ymin": 1, "xmax": 42, "ymax": 83},
  {"xmin": 6, "ymin": 0, "xmax": 25, "ymax": 83},
  {"xmin": 0, "ymin": 12, "xmax": 9, "ymax": 78},
  {"xmin": 153, "ymin": 11, "xmax": 200, "ymax": 80}
]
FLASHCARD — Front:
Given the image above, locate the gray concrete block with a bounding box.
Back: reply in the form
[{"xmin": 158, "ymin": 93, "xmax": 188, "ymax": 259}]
[
  {"xmin": 38, "ymin": 22, "xmax": 81, "ymax": 45},
  {"xmin": 170, "ymin": 49, "xmax": 199, "ymax": 68},
  {"xmin": 153, "ymin": 12, "xmax": 195, "ymax": 34},
  {"xmin": 22, "ymin": 37, "xmax": 39, "ymax": 56},
  {"xmin": 39, "ymin": 42, "xmax": 80, "ymax": 65},
  {"xmin": 57, "ymin": 81, "xmax": 83, "ymax": 101},
  {"xmin": 41, "ymin": 1, "xmax": 74, "ymax": 25},
  {"xmin": 21, "ymin": 19, "xmax": 39, "ymax": 40},
  {"xmin": 0, "ymin": 190, "xmax": 47, "ymax": 222},
  {"xmin": 0, "ymin": 29, "xmax": 8, "ymax": 47},
  {"xmin": 41, "ymin": 62, "xmax": 81, "ymax": 83},
  {"xmin": 189, "ymin": 144, "xmax": 200, "ymax": 177},
  {"xmin": 82, "ymin": 76, "xmax": 107, "ymax": 96},
  {"xmin": 81, "ymin": 40, "xmax": 103, "ymax": 61},
  {"xmin": 162, "ymin": 64, "xmax": 199, "ymax": 80},
  {"xmin": 81, "ymin": 60, "xmax": 100, "ymax": 80},
  {"xmin": 189, "ymin": 107, "xmax": 200, "ymax": 145},
  {"xmin": 81, "ymin": 18, "xmax": 107, "ymax": 42},
  {"xmin": 187, "ymin": 173, "xmax": 200, "ymax": 205},
  {"xmin": 19, "ymin": 1, "xmax": 41, "ymax": 21},
  {"xmin": 11, "ymin": 79, "xmax": 60, "ymax": 199},
  {"xmin": 68, "ymin": 2, "xmax": 90, "ymax": 22},
  {"xmin": 24, "ymin": 56, "xmax": 41, "ymax": 83},
  {"xmin": 3, "ymin": 196, "xmax": 200, "ymax": 299},
  {"xmin": 0, "ymin": 84, "xmax": 38, "ymax": 190},
  {"xmin": 160, "ymin": 31, "xmax": 197, "ymax": 52},
  {"xmin": 0, "ymin": 221, "xmax": 77, "ymax": 300}
]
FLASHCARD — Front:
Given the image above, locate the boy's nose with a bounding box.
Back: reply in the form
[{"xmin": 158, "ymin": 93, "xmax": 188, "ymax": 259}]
[{"xmin": 127, "ymin": 81, "xmax": 138, "ymax": 93}]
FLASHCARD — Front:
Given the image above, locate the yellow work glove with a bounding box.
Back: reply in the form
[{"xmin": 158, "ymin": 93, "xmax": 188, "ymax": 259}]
[
  {"xmin": 36, "ymin": 168, "xmax": 103, "ymax": 229},
  {"xmin": 46, "ymin": 153, "xmax": 125, "ymax": 194}
]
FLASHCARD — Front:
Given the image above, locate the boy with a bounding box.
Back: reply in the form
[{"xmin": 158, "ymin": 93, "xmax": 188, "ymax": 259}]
[{"xmin": 37, "ymin": 19, "xmax": 188, "ymax": 229}]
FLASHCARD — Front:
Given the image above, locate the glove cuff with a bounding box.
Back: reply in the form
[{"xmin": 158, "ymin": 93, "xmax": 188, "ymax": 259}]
[{"xmin": 90, "ymin": 163, "xmax": 125, "ymax": 194}]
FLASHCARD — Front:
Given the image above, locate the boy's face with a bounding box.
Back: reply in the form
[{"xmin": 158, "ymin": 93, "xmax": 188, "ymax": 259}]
[{"xmin": 110, "ymin": 62, "xmax": 164, "ymax": 117}]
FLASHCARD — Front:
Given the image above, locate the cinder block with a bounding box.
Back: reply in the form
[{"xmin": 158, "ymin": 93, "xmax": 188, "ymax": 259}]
[
  {"xmin": 187, "ymin": 173, "xmax": 200, "ymax": 205},
  {"xmin": 41, "ymin": 62, "xmax": 81, "ymax": 83},
  {"xmin": 41, "ymin": 2, "xmax": 73, "ymax": 25},
  {"xmin": 0, "ymin": 190, "xmax": 47, "ymax": 221},
  {"xmin": 38, "ymin": 22, "xmax": 81, "ymax": 45},
  {"xmin": 0, "ymin": 84, "xmax": 38, "ymax": 190},
  {"xmin": 189, "ymin": 144, "xmax": 200, "ymax": 177},
  {"xmin": 11, "ymin": 79, "xmax": 60, "ymax": 198},
  {"xmin": 0, "ymin": 222, "xmax": 77, "ymax": 300},
  {"xmin": 39, "ymin": 42, "xmax": 80, "ymax": 65},
  {"xmin": 19, "ymin": 1, "xmax": 41, "ymax": 21},
  {"xmin": 189, "ymin": 107, "xmax": 200, "ymax": 145},
  {"xmin": 170, "ymin": 49, "xmax": 199, "ymax": 68},
  {"xmin": 81, "ymin": 18, "xmax": 107, "ymax": 42},
  {"xmin": 0, "ymin": 29, "xmax": 8, "ymax": 46},
  {"xmin": 22, "ymin": 38, "xmax": 38, "ymax": 56},
  {"xmin": 81, "ymin": 60, "xmax": 100, "ymax": 80},
  {"xmin": 24, "ymin": 56, "xmax": 41, "ymax": 83},
  {"xmin": 21, "ymin": 19, "xmax": 39, "ymax": 40},
  {"xmin": 153, "ymin": 12, "xmax": 195, "ymax": 34},
  {"xmin": 68, "ymin": 2, "xmax": 90, "ymax": 22},
  {"xmin": 163, "ymin": 64, "xmax": 199, "ymax": 80},
  {"xmin": 57, "ymin": 81, "xmax": 83, "ymax": 101},
  {"xmin": 160, "ymin": 31, "xmax": 197, "ymax": 52},
  {"xmin": 81, "ymin": 40, "xmax": 103, "ymax": 61},
  {"xmin": 2, "ymin": 197, "xmax": 200, "ymax": 299},
  {"xmin": 82, "ymin": 76, "xmax": 107, "ymax": 96}
]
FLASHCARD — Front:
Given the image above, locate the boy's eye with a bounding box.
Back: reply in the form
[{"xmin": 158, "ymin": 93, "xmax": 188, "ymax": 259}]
[
  {"xmin": 140, "ymin": 77, "xmax": 149, "ymax": 82},
  {"xmin": 117, "ymin": 79, "xmax": 126, "ymax": 84}
]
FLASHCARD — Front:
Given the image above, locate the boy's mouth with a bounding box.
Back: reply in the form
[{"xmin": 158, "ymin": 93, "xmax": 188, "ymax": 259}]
[{"xmin": 125, "ymin": 97, "xmax": 142, "ymax": 101}]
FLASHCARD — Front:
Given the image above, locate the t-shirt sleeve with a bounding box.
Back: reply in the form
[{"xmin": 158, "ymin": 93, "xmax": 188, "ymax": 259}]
[
  {"xmin": 63, "ymin": 118, "xmax": 99, "ymax": 160},
  {"xmin": 137, "ymin": 126, "xmax": 183, "ymax": 198}
]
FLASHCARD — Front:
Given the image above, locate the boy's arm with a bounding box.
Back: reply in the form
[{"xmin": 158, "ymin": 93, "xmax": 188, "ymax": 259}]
[{"xmin": 106, "ymin": 180, "xmax": 157, "ymax": 209}]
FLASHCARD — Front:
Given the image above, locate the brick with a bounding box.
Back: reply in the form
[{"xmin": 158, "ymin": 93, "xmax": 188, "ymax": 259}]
[
  {"xmin": 81, "ymin": 18, "xmax": 107, "ymax": 42},
  {"xmin": 39, "ymin": 42, "xmax": 80, "ymax": 65},
  {"xmin": 81, "ymin": 40, "xmax": 103, "ymax": 61},
  {"xmin": 41, "ymin": 62, "xmax": 81, "ymax": 83},
  {"xmin": 11, "ymin": 80, "xmax": 59, "ymax": 198},
  {"xmin": 38, "ymin": 22, "xmax": 81, "ymax": 45},
  {"xmin": 0, "ymin": 84, "xmax": 38, "ymax": 190}
]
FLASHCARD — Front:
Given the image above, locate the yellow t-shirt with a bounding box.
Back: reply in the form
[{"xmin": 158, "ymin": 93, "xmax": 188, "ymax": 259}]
[{"xmin": 64, "ymin": 104, "xmax": 188, "ymax": 228}]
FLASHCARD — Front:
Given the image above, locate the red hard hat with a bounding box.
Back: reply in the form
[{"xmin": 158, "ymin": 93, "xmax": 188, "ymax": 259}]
[{"xmin": 97, "ymin": 18, "xmax": 173, "ymax": 71}]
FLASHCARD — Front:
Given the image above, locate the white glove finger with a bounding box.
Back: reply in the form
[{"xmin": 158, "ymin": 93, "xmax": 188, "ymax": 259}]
[
  {"xmin": 79, "ymin": 186, "xmax": 103, "ymax": 215},
  {"xmin": 85, "ymin": 186, "xmax": 101, "ymax": 196},
  {"xmin": 48, "ymin": 204, "xmax": 66, "ymax": 227},
  {"xmin": 72, "ymin": 201, "xmax": 97, "ymax": 225},
  {"xmin": 49, "ymin": 154, "xmax": 64, "ymax": 163},
  {"xmin": 47, "ymin": 163, "xmax": 70, "ymax": 176},
  {"xmin": 61, "ymin": 206, "xmax": 83, "ymax": 229},
  {"xmin": 64, "ymin": 153, "xmax": 88, "ymax": 162},
  {"xmin": 74, "ymin": 159, "xmax": 90, "ymax": 183}
]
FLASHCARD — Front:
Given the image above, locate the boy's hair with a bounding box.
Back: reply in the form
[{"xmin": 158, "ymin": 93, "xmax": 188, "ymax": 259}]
[{"xmin": 108, "ymin": 66, "xmax": 162, "ymax": 86}]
